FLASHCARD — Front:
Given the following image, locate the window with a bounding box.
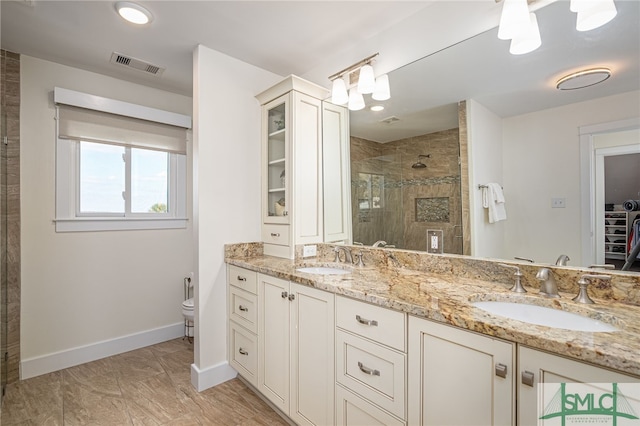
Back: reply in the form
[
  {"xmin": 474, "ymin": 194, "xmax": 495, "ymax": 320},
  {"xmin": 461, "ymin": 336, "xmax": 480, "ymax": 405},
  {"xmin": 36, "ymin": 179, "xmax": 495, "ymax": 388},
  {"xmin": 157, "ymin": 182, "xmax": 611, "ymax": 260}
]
[{"xmin": 54, "ymin": 87, "xmax": 190, "ymax": 232}]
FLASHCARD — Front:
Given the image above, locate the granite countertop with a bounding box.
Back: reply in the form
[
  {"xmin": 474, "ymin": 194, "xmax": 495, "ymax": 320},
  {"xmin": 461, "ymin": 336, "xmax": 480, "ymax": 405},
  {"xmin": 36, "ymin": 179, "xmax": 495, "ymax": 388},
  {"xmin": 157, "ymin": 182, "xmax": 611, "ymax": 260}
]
[{"xmin": 226, "ymin": 254, "xmax": 640, "ymax": 377}]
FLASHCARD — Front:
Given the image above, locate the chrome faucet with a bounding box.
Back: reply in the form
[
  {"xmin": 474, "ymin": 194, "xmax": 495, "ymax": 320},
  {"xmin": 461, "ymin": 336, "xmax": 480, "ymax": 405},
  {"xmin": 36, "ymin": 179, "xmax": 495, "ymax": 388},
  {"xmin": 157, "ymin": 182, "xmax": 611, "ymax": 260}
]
[
  {"xmin": 499, "ymin": 263, "xmax": 526, "ymax": 293},
  {"xmin": 536, "ymin": 268, "xmax": 559, "ymax": 298},
  {"xmin": 573, "ymin": 274, "xmax": 611, "ymax": 304},
  {"xmin": 372, "ymin": 240, "xmax": 387, "ymax": 247},
  {"xmin": 555, "ymin": 254, "xmax": 570, "ymax": 266},
  {"xmin": 333, "ymin": 246, "xmax": 353, "ymax": 264}
]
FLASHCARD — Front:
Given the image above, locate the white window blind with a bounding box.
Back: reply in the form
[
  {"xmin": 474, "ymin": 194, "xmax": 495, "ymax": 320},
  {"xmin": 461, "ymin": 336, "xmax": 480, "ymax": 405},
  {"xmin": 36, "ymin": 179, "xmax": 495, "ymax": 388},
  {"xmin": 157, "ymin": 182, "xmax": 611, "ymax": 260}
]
[{"xmin": 57, "ymin": 105, "xmax": 187, "ymax": 154}]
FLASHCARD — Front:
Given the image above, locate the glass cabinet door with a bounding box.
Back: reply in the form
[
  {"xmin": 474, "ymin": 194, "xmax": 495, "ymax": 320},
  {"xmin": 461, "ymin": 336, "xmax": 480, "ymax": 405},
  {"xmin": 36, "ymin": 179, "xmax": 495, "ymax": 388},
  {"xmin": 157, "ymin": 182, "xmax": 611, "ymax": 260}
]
[{"xmin": 264, "ymin": 98, "xmax": 289, "ymax": 224}]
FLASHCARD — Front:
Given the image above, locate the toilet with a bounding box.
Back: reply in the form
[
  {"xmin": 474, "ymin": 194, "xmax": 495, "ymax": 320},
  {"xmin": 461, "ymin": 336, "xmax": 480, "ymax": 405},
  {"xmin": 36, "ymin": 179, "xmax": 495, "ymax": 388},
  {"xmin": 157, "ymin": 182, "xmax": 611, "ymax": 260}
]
[{"xmin": 182, "ymin": 276, "xmax": 194, "ymax": 339}]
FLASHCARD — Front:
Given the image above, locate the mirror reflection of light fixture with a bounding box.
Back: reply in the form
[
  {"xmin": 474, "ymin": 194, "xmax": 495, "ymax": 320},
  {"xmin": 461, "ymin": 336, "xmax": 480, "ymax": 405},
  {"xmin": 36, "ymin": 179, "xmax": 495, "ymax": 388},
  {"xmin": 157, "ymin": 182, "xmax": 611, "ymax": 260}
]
[
  {"xmin": 575, "ymin": 0, "xmax": 617, "ymax": 31},
  {"xmin": 498, "ymin": 0, "xmax": 531, "ymax": 40},
  {"xmin": 509, "ymin": 12, "xmax": 541, "ymax": 55},
  {"xmin": 348, "ymin": 88, "xmax": 365, "ymax": 111},
  {"xmin": 372, "ymin": 74, "xmax": 391, "ymax": 101},
  {"xmin": 497, "ymin": 0, "xmax": 617, "ymax": 54},
  {"xmin": 115, "ymin": 2, "xmax": 153, "ymax": 25},
  {"xmin": 556, "ymin": 68, "xmax": 611, "ymax": 90},
  {"xmin": 329, "ymin": 53, "xmax": 391, "ymax": 110}
]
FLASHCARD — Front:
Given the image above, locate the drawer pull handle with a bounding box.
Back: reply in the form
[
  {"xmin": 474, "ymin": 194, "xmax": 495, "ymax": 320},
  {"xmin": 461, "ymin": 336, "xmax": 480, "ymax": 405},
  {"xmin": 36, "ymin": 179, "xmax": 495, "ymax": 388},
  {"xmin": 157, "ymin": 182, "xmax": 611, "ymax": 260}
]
[
  {"xmin": 270, "ymin": 232, "xmax": 280, "ymax": 237},
  {"xmin": 495, "ymin": 363, "xmax": 507, "ymax": 378},
  {"xmin": 237, "ymin": 276, "xmax": 247, "ymax": 282},
  {"xmin": 281, "ymin": 291, "xmax": 288, "ymax": 298},
  {"xmin": 238, "ymin": 305, "xmax": 248, "ymax": 312},
  {"xmin": 357, "ymin": 362, "xmax": 380, "ymax": 376},
  {"xmin": 238, "ymin": 348, "xmax": 248, "ymax": 356},
  {"xmin": 355, "ymin": 315, "xmax": 378, "ymax": 326},
  {"xmin": 522, "ymin": 370, "xmax": 535, "ymax": 387}
]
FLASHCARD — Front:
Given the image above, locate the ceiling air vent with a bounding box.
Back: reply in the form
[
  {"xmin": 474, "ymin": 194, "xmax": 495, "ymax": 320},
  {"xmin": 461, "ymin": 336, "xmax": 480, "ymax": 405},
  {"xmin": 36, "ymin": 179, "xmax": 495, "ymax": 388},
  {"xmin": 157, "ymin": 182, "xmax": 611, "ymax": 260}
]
[
  {"xmin": 380, "ymin": 116, "xmax": 400, "ymax": 124},
  {"xmin": 109, "ymin": 52, "xmax": 165, "ymax": 76}
]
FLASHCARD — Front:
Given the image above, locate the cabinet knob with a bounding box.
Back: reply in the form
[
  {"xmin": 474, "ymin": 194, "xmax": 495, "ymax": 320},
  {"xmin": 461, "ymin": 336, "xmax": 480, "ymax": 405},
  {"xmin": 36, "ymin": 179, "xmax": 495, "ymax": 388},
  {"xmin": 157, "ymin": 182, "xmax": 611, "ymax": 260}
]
[
  {"xmin": 283, "ymin": 211, "xmax": 288, "ymax": 216},
  {"xmin": 281, "ymin": 291, "xmax": 288, "ymax": 298},
  {"xmin": 288, "ymin": 294, "xmax": 296, "ymax": 301},
  {"xmin": 238, "ymin": 305, "xmax": 248, "ymax": 312},
  {"xmin": 238, "ymin": 348, "xmax": 248, "ymax": 356},
  {"xmin": 521, "ymin": 370, "xmax": 535, "ymax": 387},
  {"xmin": 237, "ymin": 276, "xmax": 247, "ymax": 282},
  {"xmin": 357, "ymin": 361, "xmax": 380, "ymax": 376},
  {"xmin": 355, "ymin": 315, "xmax": 378, "ymax": 327},
  {"xmin": 495, "ymin": 363, "xmax": 508, "ymax": 378}
]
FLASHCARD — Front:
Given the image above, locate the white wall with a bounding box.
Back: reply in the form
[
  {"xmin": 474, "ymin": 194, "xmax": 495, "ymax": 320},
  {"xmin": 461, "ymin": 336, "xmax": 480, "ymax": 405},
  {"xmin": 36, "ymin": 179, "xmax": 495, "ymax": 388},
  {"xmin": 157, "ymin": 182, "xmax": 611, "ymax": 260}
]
[
  {"xmin": 467, "ymin": 99, "xmax": 506, "ymax": 259},
  {"xmin": 191, "ymin": 45, "xmax": 280, "ymax": 390},
  {"xmin": 502, "ymin": 90, "xmax": 640, "ymax": 266},
  {"xmin": 20, "ymin": 56, "xmax": 195, "ymax": 378}
]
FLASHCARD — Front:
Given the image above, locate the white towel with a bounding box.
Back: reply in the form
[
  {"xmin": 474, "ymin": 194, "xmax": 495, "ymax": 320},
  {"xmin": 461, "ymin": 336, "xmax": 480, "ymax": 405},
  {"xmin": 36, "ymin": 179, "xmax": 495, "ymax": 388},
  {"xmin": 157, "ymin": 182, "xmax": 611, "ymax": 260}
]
[{"xmin": 482, "ymin": 183, "xmax": 507, "ymax": 223}]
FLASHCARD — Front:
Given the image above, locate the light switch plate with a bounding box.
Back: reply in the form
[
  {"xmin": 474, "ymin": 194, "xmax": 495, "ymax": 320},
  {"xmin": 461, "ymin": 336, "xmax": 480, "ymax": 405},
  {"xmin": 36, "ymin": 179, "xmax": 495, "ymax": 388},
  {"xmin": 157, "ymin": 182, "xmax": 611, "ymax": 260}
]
[{"xmin": 302, "ymin": 245, "xmax": 317, "ymax": 257}]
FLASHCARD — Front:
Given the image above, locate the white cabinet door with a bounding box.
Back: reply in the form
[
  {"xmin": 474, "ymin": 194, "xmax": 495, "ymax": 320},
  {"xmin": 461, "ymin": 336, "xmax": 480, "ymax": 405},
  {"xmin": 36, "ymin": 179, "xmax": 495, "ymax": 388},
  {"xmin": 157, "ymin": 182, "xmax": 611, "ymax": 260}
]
[
  {"xmin": 290, "ymin": 282, "xmax": 335, "ymax": 426},
  {"xmin": 292, "ymin": 91, "xmax": 324, "ymax": 246},
  {"xmin": 408, "ymin": 316, "xmax": 515, "ymax": 426},
  {"xmin": 518, "ymin": 346, "xmax": 640, "ymax": 426},
  {"xmin": 257, "ymin": 273, "xmax": 290, "ymax": 412},
  {"xmin": 322, "ymin": 101, "xmax": 351, "ymax": 244}
]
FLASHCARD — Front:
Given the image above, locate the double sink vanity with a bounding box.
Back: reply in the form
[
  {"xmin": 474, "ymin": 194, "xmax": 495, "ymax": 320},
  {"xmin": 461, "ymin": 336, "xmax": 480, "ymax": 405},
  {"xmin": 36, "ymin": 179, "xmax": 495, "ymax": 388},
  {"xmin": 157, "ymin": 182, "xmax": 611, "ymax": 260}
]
[{"xmin": 225, "ymin": 242, "xmax": 640, "ymax": 426}]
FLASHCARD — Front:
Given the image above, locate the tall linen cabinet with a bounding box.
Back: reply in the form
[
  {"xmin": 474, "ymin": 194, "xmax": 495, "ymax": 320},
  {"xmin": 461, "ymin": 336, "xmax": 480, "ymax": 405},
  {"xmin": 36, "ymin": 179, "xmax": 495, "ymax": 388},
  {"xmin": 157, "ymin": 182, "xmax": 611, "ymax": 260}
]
[{"xmin": 256, "ymin": 75, "xmax": 351, "ymax": 258}]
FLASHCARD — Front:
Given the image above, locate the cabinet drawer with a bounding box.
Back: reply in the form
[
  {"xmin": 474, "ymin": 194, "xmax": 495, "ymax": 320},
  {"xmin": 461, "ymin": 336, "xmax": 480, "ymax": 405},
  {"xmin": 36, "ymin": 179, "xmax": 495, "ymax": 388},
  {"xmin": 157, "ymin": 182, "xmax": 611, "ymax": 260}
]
[
  {"xmin": 336, "ymin": 384, "xmax": 405, "ymax": 426},
  {"xmin": 262, "ymin": 224, "xmax": 290, "ymax": 246},
  {"xmin": 336, "ymin": 296, "xmax": 406, "ymax": 351},
  {"xmin": 229, "ymin": 286, "xmax": 257, "ymax": 334},
  {"xmin": 229, "ymin": 322, "xmax": 257, "ymax": 386},
  {"xmin": 336, "ymin": 330, "xmax": 406, "ymax": 419},
  {"xmin": 228, "ymin": 265, "xmax": 257, "ymax": 294}
]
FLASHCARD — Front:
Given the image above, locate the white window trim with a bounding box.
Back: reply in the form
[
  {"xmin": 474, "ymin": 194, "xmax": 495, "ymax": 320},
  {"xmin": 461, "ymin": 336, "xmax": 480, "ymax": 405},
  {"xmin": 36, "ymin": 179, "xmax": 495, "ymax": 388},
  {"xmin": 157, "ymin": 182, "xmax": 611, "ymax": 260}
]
[{"xmin": 54, "ymin": 88, "xmax": 190, "ymax": 232}]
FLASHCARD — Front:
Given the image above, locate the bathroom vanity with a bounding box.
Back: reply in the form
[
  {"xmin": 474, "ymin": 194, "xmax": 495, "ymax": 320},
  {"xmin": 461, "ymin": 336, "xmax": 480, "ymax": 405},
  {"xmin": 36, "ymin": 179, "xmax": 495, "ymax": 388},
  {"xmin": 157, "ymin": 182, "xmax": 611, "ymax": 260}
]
[{"xmin": 225, "ymin": 243, "xmax": 640, "ymax": 426}]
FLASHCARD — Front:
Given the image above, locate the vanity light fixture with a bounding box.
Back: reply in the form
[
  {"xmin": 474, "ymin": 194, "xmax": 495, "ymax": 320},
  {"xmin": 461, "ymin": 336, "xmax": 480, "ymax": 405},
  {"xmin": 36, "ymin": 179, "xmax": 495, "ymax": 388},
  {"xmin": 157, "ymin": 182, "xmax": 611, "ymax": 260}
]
[
  {"xmin": 328, "ymin": 53, "xmax": 391, "ymax": 110},
  {"xmin": 115, "ymin": 2, "xmax": 153, "ymax": 25},
  {"xmin": 556, "ymin": 68, "xmax": 611, "ymax": 90},
  {"xmin": 572, "ymin": 0, "xmax": 617, "ymax": 31},
  {"xmin": 497, "ymin": 0, "xmax": 618, "ymax": 54}
]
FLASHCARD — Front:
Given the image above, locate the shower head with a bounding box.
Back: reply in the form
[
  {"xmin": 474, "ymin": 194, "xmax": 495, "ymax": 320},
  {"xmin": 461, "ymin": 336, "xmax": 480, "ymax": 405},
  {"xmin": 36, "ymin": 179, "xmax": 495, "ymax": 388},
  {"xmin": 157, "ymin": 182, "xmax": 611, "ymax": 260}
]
[{"xmin": 411, "ymin": 154, "xmax": 430, "ymax": 169}]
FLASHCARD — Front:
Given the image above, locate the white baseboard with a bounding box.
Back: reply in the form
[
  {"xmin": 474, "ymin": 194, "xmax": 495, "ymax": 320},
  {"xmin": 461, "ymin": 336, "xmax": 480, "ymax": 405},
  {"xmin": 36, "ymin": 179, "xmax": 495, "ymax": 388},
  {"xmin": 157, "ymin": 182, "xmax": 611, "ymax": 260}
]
[
  {"xmin": 191, "ymin": 361, "xmax": 237, "ymax": 392},
  {"xmin": 20, "ymin": 322, "xmax": 184, "ymax": 380}
]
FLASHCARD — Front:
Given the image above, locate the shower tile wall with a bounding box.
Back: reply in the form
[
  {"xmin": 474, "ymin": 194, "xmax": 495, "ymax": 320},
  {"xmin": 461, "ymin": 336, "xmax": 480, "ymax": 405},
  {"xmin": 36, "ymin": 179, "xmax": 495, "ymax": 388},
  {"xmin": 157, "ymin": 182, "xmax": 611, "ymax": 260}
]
[
  {"xmin": 1, "ymin": 49, "xmax": 21, "ymax": 385},
  {"xmin": 351, "ymin": 128, "xmax": 462, "ymax": 254}
]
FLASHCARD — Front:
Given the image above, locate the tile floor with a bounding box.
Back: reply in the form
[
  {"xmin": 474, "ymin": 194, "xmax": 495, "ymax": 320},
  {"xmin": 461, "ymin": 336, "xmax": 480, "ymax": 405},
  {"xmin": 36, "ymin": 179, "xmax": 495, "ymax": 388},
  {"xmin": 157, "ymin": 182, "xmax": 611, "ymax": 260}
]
[{"xmin": 1, "ymin": 338, "xmax": 289, "ymax": 425}]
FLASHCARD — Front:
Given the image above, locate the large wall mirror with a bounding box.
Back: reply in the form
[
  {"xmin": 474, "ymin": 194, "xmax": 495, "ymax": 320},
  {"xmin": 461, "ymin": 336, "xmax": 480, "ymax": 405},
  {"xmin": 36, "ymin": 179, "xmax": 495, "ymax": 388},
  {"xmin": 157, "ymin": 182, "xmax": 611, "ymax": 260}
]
[{"xmin": 348, "ymin": 0, "xmax": 640, "ymax": 272}]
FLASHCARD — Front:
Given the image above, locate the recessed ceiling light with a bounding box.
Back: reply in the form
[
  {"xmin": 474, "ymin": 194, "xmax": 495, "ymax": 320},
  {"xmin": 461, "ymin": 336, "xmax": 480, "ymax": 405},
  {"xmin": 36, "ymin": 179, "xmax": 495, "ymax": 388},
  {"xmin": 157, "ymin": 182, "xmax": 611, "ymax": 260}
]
[
  {"xmin": 556, "ymin": 68, "xmax": 611, "ymax": 90},
  {"xmin": 370, "ymin": 105, "xmax": 385, "ymax": 112},
  {"xmin": 115, "ymin": 2, "xmax": 153, "ymax": 25}
]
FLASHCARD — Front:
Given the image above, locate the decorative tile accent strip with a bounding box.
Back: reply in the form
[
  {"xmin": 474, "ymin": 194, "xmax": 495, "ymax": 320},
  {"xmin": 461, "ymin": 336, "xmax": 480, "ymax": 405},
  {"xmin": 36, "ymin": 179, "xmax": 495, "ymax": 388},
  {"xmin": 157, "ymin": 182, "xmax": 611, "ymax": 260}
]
[{"xmin": 416, "ymin": 197, "xmax": 450, "ymax": 222}]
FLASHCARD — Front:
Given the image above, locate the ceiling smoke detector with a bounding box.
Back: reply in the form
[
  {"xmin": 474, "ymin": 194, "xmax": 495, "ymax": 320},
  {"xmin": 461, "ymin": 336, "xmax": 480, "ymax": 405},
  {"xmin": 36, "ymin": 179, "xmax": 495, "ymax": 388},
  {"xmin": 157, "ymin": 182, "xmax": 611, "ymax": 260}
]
[{"xmin": 110, "ymin": 52, "xmax": 165, "ymax": 76}]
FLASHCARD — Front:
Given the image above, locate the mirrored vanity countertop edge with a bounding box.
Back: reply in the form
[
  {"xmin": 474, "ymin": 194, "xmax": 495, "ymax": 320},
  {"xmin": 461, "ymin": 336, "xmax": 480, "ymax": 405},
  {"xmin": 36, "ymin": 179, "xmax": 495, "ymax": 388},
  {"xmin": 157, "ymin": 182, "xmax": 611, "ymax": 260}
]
[{"xmin": 225, "ymin": 253, "xmax": 640, "ymax": 378}]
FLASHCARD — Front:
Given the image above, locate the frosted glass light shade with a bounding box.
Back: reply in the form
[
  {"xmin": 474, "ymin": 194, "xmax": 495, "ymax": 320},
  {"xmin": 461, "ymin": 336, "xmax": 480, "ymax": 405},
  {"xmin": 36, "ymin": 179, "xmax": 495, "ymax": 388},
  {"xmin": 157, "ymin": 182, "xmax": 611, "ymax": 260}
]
[
  {"xmin": 115, "ymin": 2, "xmax": 153, "ymax": 24},
  {"xmin": 348, "ymin": 88, "xmax": 365, "ymax": 111},
  {"xmin": 576, "ymin": 0, "xmax": 617, "ymax": 31},
  {"xmin": 357, "ymin": 64, "xmax": 376, "ymax": 94},
  {"xmin": 372, "ymin": 74, "xmax": 391, "ymax": 101},
  {"xmin": 509, "ymin": 13, "xmax": 541, "ymax": 55},
  {"xmin": 331, "ymin": 78, "xmax": 349, "ymax": 105},
  {"xmin": 498, "ymin": 0, "xmax": 531, "ymax": 40}
]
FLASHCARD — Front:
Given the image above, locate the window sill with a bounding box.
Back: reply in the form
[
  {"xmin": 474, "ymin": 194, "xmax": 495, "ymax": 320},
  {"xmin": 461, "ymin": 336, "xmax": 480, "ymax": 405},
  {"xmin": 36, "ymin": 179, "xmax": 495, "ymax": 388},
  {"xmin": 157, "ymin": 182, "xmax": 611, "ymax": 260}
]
[{"xmin": 54, "ymin": 217, "xmax": 189, "ymax": 232}]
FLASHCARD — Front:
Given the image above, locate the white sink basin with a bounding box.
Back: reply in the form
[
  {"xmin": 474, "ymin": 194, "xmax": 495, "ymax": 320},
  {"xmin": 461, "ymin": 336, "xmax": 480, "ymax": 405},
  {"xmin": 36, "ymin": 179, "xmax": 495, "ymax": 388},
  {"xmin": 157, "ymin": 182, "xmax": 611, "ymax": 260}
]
[
  {"xmin": 296, "ymin": 267, "xmax": 351, "ymax": 275},
  {"xmin": 473, "ymin": 301, "xmax": 618, "ymax": 332}
]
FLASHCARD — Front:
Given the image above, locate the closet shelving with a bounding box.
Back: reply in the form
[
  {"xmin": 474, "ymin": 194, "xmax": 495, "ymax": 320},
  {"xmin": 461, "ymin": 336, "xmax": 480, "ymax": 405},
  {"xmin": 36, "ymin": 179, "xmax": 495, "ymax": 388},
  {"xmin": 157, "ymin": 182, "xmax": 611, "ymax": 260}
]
[{"xmin": 604, "ymin": 211, "xmax": 628, "ymax": 260}]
